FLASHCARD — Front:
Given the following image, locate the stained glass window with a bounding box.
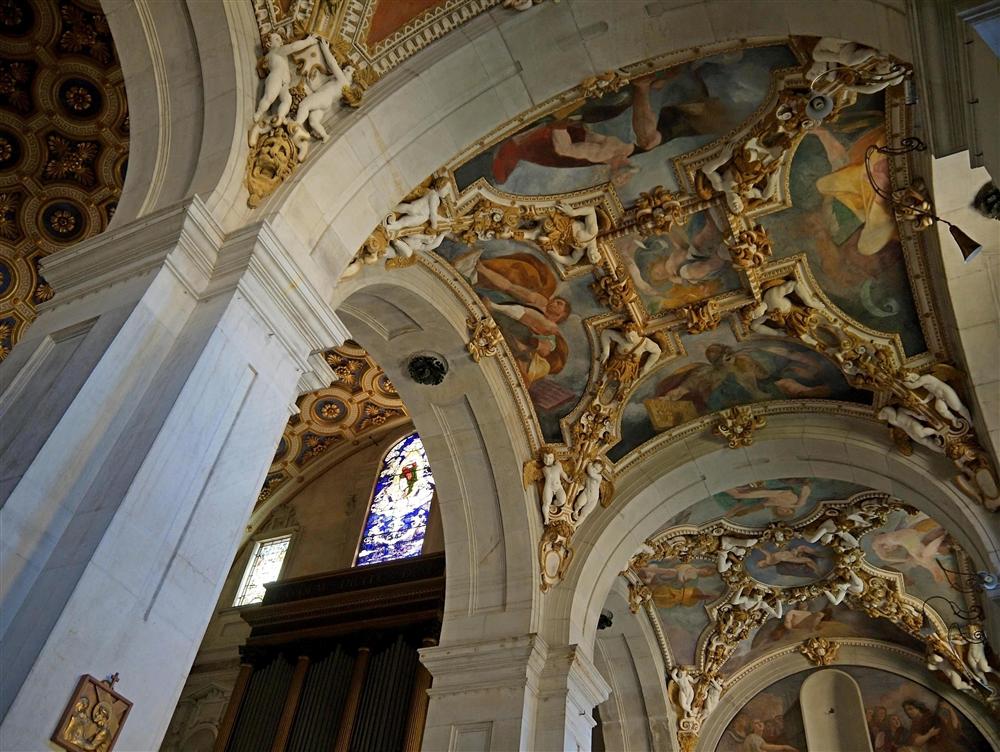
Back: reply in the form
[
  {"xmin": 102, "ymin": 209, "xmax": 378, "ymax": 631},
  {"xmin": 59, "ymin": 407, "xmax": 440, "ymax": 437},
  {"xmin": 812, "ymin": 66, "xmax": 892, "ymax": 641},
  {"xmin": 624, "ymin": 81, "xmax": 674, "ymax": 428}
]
[
  {"xmin": 356, "ymin": 432, "xmax": 436, "ymax": 566},
  {"xmin": 233, "ymin": 535, "xmax": 291, "ymax": 606}
]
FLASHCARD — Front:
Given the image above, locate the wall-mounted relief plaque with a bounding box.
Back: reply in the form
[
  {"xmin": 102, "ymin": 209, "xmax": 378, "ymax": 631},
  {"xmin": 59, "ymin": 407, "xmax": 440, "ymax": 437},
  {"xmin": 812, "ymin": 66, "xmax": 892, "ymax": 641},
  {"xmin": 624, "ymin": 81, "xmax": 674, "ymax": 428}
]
[{"xmin": 52, "ymin": 674, "xmax": 132, "ymax": 752}]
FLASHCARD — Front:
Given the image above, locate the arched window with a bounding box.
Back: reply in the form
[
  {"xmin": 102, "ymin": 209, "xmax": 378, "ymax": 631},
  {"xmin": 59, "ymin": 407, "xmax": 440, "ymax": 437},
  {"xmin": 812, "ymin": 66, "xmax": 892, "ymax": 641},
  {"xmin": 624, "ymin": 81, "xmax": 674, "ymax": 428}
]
[{"xmin": 355, "ymin": 432, "xmax": 436, "ymax": 566}]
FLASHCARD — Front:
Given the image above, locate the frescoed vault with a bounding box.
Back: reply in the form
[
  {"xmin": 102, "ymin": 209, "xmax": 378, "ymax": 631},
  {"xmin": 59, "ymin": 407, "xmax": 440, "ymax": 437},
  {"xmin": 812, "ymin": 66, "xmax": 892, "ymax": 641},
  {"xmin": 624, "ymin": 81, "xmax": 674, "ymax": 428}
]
[
  {"xmin": 239, "ymin": 10, "xmax": 999, "ymax": 750},
  {"xmin": 333, "ymin": 32, "xmax": 997, "ymax": 593},
  {"xmin": 621, "ymin": 484, "xmax": 999, "ymax": 751}
]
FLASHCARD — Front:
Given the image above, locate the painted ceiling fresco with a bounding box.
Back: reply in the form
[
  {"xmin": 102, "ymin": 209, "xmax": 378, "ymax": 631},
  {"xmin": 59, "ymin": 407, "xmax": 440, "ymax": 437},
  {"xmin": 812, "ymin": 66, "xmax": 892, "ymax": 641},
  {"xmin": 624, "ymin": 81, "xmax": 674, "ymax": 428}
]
[
  {"xmin": 0, "ymin": 0, "xmax": 128, "ymax": 360},
  {"xmin": 634, "ymin": 480, "xmax": 969, "ymax": 669},
  {"xmin": 340, "ymin": 31, "xmax": 996, "ymax": 599},
  {"xmin": 623, "ymin": 481, "xmax": 998, "ymax": 751},
  {"xmin": 715, "ymin": 667, "xmax": 992, "ymax": 752},
  {"xmin": 418, "ymin": 35, "xmax": 946, "ymax": 465}
]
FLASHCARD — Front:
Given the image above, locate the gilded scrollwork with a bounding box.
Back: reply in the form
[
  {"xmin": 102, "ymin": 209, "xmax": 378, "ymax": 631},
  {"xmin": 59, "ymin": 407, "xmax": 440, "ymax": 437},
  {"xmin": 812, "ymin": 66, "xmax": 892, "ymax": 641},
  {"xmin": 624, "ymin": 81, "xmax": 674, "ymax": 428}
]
[
  {"xmin": 466, "ymin": 316, "xmax": 504, "ymax": 362},
  {"xmin": 713, "ymin": 405, "xmax": 766, "ymax": 449},
  {"xmin": 799, "ymin": 637, "xmax": 840, "ymax": 666}
]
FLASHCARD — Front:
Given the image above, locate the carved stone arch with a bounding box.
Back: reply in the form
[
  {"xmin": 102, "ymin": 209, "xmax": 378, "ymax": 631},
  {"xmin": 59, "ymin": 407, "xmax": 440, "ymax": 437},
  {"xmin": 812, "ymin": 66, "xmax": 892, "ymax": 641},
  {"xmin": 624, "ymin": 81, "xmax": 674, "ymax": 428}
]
[
  {"xmin": 331, "ymin": 265, "xmax": 544, "ymax": 643},
  {"xmin": 551, "ymin": 411, "xmax": 999, "ymax": 662},
  {"xmin": 103, "ymin": 0, "xmax": 259, "ymax": 229},
  {"xmin": 695, "ymin": 642, "xmax": 1000, "ymax": 751}
]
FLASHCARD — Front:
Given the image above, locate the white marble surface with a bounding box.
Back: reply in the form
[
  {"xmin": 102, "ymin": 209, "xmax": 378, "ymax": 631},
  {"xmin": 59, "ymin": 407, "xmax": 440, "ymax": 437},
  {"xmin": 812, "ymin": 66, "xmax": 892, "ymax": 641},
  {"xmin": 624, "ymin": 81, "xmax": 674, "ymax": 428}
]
[{"xmin": 0, "ymin": 202, "xmax": 345, "ymax": 751}]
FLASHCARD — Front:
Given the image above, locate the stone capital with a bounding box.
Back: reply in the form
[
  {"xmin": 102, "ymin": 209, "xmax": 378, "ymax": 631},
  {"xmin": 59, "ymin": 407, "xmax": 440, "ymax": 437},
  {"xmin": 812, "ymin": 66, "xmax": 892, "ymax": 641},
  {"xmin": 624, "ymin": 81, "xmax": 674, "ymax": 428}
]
[
  {"xmin": 419, "ymin": 634, "xmax": 549, "ymax": 698},
  {"xmin": 38, "ymin": 198, "xmax": 345, "ymax": 394}
]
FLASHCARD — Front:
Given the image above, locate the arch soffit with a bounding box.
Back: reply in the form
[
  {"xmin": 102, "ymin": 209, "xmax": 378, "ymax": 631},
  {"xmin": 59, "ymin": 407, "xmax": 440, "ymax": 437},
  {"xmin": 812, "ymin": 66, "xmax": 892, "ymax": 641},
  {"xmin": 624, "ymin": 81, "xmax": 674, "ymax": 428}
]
[
  {"xmin": 332, "ymin": 268, "xmax": 543, "ymax": 640},
  {"xmin": 103, "ymin": 0, "xmax": 258, "ymax": 230},
  {"xmin": 694, "ymin": 643, "xmax": 1000, "ymax": 752},
  {"xmin": 593, "ymin": 584, "xmax": 672, "ymax": 752},
  {"xmin": 561, "ymin": 412, "xmax": 1000, "ymax": 656}
]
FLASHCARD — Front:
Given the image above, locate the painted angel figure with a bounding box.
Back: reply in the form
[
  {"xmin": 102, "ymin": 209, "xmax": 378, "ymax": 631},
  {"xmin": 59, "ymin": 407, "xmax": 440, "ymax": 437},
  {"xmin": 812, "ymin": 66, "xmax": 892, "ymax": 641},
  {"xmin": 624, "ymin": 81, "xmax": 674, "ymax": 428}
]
[
  {"xmin": 291, "ymin": 37, "xmax": 355, "ymax": 142},
  {"xmin": 902, "ymin": 370, "xmax": 972, "ymax": 427},
  {"xmin": 755, "ymin": 545, "xmax": 822, "ymax": 575},
  {"xmin": 253, "ymin": 32, "xmax": 320, "ymax": 125},
  {"xmin": 572, "ymin": 460, "xmax": 604, "ymax": 524}
]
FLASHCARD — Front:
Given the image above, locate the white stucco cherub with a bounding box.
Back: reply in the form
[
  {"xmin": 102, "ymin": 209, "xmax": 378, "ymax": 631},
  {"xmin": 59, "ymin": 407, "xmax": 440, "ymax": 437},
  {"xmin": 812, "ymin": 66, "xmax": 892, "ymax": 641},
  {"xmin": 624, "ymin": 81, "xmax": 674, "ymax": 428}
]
[
  {"xmin": 877, "ymin": 405, "xmax": 944, "ymax": 453},
  {"xmin": 927, "ymin": 651, "xmax": 973, "ymax": 691},
  {"xmin": 703, "ymin": 677, "xmax": 723, "ymax": 717},
  {"xmin": 699, "ymin": 136, "xmax": 784, "ymax": 215},
  {"xmin": 808, "ymin": 38, "xmax": 907, "ymax": 95},
  {"xmin": 729, "ymin": 582, "xmax": 782, "ymax": 619},
  {"xmin": 389, "ymin": 232, "xmax": 447, "ymax": 260},
  {"xmin": 806, "ymin": 518, "xmax": 860, "ymax": 550},
  {"xmin": 902, "ymin": 371, "xmax": 972, "ymax": 427},
  {"xmin": 384, "ymin": 177, "xmax": 452, "ymax": 234},
  {"xmin": 572, "ymin": 460, "xmax": 604, "ymax": 524},
  {"xmin": 523, "ymin": 203, "xmax": 602, "ymax": 266},
  {"xmin": 670, "ymin": 667, "xmax": 696, "ymax": 716},
  {"xmin": 716, "ymin": 535, "xmax": 758, "ymax": 573},
  {"xmin": 822, "ymin": 568, "xmax": 865, "ymax": 606},
  {"xmin": 745, "ymin": 278, "xmax": 823, "ymax": 347},
  {"xmin": 963, "ymin": 637, "xmax": 1000, "ymax": 689},
  {"xmin": 540, "ymin": 451, "xmax": 569, "ymax": 524},
  {"xmin": 253, "ymin": 32, "xmax": 319, "ymax": 125},
  {"xmin": 291, "ymin": 37, "xmax": 354, "ymax": 142}
]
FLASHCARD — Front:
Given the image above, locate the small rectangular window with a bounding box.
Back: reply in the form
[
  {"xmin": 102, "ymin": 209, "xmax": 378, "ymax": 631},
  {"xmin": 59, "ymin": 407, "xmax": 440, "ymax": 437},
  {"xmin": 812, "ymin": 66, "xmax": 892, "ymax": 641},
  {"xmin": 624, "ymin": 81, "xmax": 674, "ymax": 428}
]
[{"xmin": 233, "ymin": 535, "xmax": 291, "ymax": 606}]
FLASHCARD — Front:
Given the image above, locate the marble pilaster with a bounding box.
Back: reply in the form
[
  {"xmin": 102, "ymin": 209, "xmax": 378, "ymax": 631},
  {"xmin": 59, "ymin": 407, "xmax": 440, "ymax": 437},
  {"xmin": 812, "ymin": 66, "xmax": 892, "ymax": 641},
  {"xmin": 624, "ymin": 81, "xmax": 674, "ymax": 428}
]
[{"xmin": 0, "ymin": 198, "xmax": 346, "ymax": 750}]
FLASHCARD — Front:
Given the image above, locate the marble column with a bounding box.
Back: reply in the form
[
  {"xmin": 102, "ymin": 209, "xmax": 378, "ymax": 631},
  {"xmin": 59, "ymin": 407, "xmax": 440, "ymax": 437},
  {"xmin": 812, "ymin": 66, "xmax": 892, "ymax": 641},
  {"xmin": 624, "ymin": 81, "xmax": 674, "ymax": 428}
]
[
  {"xmin": 0, "ymin": 198, "xmax": 347, "ymax": 750},
  {"xmin": 419, "ymin": 635, "xmax": 610, "ymax": 752}
]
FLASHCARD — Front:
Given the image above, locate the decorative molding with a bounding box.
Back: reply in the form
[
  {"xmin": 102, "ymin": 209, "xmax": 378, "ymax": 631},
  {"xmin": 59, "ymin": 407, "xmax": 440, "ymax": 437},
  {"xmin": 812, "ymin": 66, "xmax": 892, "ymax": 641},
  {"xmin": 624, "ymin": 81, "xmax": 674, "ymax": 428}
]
[
  {"xmin": 713, "ymin": 406, "xmax": 766, "ymax": 449},
  {"xmin": 255, "ymin": 340, "xmax": 411, "ymax": 507},
  {"xmin": 799, "ymin": 637, "xmax": 840, "ymax": 666},
  {"xmin": 624, "ymin": 492, "xmax": 1000, "ymax": 750}
]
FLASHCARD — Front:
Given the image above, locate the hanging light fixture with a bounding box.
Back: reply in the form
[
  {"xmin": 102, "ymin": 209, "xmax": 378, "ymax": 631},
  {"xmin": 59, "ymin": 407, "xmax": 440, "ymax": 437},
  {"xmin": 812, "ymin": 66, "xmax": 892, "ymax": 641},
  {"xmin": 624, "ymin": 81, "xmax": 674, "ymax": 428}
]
[
  {"xmin": 864, "ymin": 136, "xmax": 983, "ymax": 261},
  {"xmin": 920, "ymin": 561, "xmax": 997, "ymax": 645}
]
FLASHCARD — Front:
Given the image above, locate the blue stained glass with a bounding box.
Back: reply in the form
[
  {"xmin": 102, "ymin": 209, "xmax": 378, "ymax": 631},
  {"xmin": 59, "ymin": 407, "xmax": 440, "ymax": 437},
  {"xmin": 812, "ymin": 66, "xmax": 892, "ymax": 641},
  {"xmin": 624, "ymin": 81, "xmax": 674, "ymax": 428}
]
[{"xmin": 356, "ymin": 432, "xmax": 436, "ymax": 566}]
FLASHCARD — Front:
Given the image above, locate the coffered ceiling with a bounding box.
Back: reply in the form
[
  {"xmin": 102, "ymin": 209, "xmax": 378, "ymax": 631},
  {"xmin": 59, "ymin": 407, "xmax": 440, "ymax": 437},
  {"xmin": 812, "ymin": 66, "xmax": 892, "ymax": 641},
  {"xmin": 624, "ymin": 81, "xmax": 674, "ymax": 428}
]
[{"xmin": 0, "ymin": 0, "xmax": 128, "ymax": 360}]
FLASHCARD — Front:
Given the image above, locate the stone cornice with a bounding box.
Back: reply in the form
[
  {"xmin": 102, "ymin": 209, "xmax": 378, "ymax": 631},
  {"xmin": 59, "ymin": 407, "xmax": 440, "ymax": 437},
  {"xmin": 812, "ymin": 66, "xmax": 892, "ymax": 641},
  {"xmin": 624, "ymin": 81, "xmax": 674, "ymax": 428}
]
[
  {"xmin": 39, "ymin": 197, "xmax": 225, "ymax": 308},
  {"xmin": 420, "ymin": 634, "xmax": 549, "ymax": 697},
  {"xmin": 37, "ymin": 198, "xmax": 344, "ymax": 393},
  {"xmin": 217, "ymin": 221, "xmax": 345, "ymax": 392}
]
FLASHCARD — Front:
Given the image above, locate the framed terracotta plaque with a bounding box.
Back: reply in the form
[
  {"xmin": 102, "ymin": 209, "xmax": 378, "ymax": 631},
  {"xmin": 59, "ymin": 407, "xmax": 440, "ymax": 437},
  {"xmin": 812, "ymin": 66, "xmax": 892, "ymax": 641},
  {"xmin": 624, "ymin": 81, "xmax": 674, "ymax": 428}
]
[{"xmin": 52, "ymin": 674, "xmax": 132, "ymax": 752}]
